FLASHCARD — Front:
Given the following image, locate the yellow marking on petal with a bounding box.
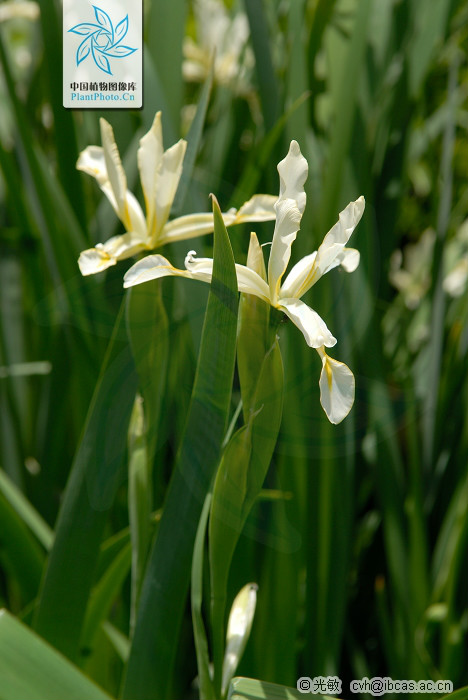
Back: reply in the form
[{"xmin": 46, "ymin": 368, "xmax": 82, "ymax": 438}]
[{"xmin": 324, "ymin": 357, "xmax": 333, "ymax": 392}]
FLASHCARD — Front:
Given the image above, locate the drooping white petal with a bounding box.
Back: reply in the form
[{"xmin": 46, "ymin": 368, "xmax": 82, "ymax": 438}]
[
  {"xmin": 183, "ymin": 250, "xmax": 214, "ymax": 283},
  {"xmin": 123, "ymin": 251, "xmax": 215, "ymax": 289},
  {"xmin": 234, "ymin": 194, "xmax": 277, "ymax": 222},
  {"xmin": 277, "ymin": 140, "xmax": 308, "ymax": 214},
  {"xmin": 137, "ymin": 111, "xmax": 163, "ymax": 226},
  {"xmin": 159, "ymin": 213, "xmax": 217, "ymax": 244},
  {"xmin": 153, "ymin": 139, "xmax": 187, "ymax": 239},
  {"xmin": 123, "ymin": 254, "xmax": 194, "ymax": 288},
  {"xmin": 278, "ymin": 298, "xmax": 336, "ymax": 348},
  {"xmin": 187, "ymin": 253, "xmax": 270, "ymax": 300},
  {"xmin": 159, "ymin": 195, "xmax": 277, "ymax": 246},
  {"xmin": 186, "ymin": 252, "xmax": 270, "ymax": 300},
  {"xmin": 78, "ymin": 246, "xmax": 117, "ymax": 276},
  {"xmin": 101, "ymin": 231, "xmax": 148, "ymax": 260},
  {"xmin": 123, "ymin": 249, "xmax": 271, "ymax": 302},
  {"xmin": 78, "ymin": 231, "xmax": 148, "ymax": 276},
  {"xmin": 334, "ymin": 247, "xmax": 360, "ymax": 273},
  {"xmin": 317, "ymin": 348, "xmax": 355, "ymax": 424},
  {"xmin": 299, "ymin": 197, "xmax": 365, "ymax": 293},
  {"xmin": 221, "ymin": 583, "xmax": 258, "ymax": 697},
  {"xmin": 268, "ymin": 198, "xmax": 302, "ymax": 303},
  {"xmin": 280, "ymin": 251, "xmax": 317, "ymax": 298},
  {"xmin": 100, "ymin": 118, "xmax": 129, "ymax": 224}
]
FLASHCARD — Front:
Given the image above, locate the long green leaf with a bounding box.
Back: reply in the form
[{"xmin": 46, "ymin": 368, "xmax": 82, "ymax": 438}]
[
  {"xmin": 243, "ymin": 0, "xmax": 280, "ymax": 131},
  {"xmin": 0, "ymin": 469, "xmax": 53, "ymax": 550},
  {"xmin": 0, "ymin": 610, "xmax": 113, "ymax": 700},
  {"xmin": 37, "ymin": 0, "xmax": 85, "ymax": 223},
  {"xmin": 319, "ymin": 0, "xmax": 372, "ymax": 229},
  {"xmin": 0, "ymin": 489, "xmax": 45, "ymax": 605},
  {"xmin": 228, "ymin": 676, "xmax": 336, "ymax": 700},
  {"xmin": 172, "ymin": 69, "xmax": 213, "ymax": 215},
  {"xmin": 123, "ymin": 197, "xmax": 239, "ymax": 700},
  {"xmin": 80, "ymin": 541, "xmax": 132, "ymax": 658},
  {"xmin": 191, "ymin": 493, "xmax": 216, "ymax": 700},
  {"xmin": 146, "ymin": 0, "xmax": 186, "ymax": 130},
  {"xmin": 34, "ymin": 305, "xmax": 138, "ymax": 661},
  {"xmin": 209, "ymin": 340, "xmax": 284, "ymax": 697}
]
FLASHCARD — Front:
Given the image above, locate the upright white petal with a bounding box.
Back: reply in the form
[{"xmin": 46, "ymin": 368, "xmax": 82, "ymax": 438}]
[
  {"xmin": 305, "ymin": 246, "xmax": 361, "ymax": 281},
  {"xmin": 234, "ymin": 264, "xmax": 270, "ymax": 301},
  {"xmin": 317, "ymin": 347, "xmax": 355, "ymax": 424},
  {"xmin": 125, "ymin": 190, "xmax": 148, "ymax": 240},
  {"xmin": 280, "ymin": 246, "xmax": 360, "ymax": 300},
  {"xmin": 222, "ymin": 583, "xmax": 258, "ymax": 697},
  {"xmin": 277, "ymin": 140, "xmax": 308, "ymax": 214},
  {"xmin": 280, "ymin": 251, "xmax": 317, "ymax": 298},
  {"xmin": 153, "ymin": 139, "xmax": 187, "ymax": 240},
  {"xmin": 278, "ymin": 298, "xmax": 336, "ymax": 348},
  {"xmin": 137, "ymin": 111, "xmax": 164, "ymax": 227},
  {"xmin": 77, "ymin": 146, "xmax": 119, "ymax": 215},
  {"xmin": 77, "ymin": 143, "xmax": 146, "ymax": 238},
  {"xmin": 100, "ymin": 118, "xmax": 129, "ymax": 225},
  {"xmin": 300, "ymin": 197, "xmax": 365, "ymax": 293},
  {"xmin": 246, "ymin": 232, "xmax": 267, "ymax": 281},
  {"xmin": 77, "ymin": 145, "xmax": 107, "ymax": 185},
  {"xmin": 268, "ymin": 198, "xmax": 302, "ymax": 303}
]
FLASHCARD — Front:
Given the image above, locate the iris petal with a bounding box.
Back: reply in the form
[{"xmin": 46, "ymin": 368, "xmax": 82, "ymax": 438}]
[
  {"xmin": 278, "ymin": 298, "xmax": 336, "ymax": 348},
  {"xmin": 317, "ymin": 348, "xmax": 355, "ymax": 424}
]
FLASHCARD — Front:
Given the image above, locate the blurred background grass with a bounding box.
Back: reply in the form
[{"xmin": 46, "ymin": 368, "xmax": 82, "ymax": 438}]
[{"xmin": 0, "ymin": 0, "xmax": 467, "ymax": 698}]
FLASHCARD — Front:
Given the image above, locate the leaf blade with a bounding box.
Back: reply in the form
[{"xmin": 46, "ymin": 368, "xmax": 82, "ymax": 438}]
[{"xmin": 122, "ymin": 198, "xmax": 239, "ymax": 700}]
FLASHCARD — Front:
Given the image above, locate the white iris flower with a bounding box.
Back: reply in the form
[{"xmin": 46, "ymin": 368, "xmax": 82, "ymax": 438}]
[
  {"xmin": 76, "ymin": 112, "xmax": 277, "ymax": 275},
  {"xmin": 221, "ymin": 583, "xmax": 258, "ymax": 697},
  {"xmin": 123, "ymin": 141, "xmax": 365, "ymax": 424},
  {"xmin": 183, "ymin": 0, "xmax": 253, "ymax": 93}
]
